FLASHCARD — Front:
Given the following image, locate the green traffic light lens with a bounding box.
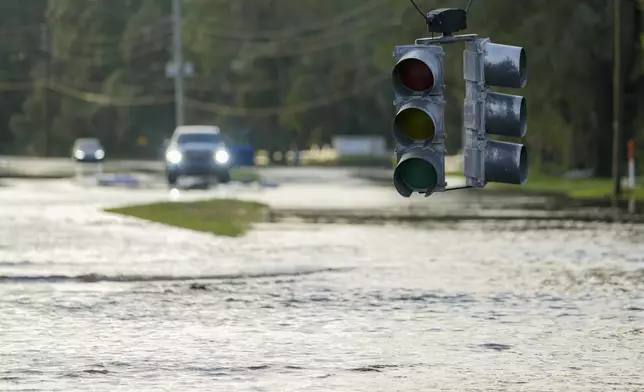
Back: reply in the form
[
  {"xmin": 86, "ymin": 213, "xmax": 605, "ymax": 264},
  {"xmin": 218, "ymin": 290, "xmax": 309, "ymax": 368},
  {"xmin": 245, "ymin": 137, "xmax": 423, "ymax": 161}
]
[
  {"xmin": 397, "ymin": 158, "xmax": 438, "ymax": 191},
  {"xmin": 395, "ymin": 108, "xmax": 435, "ymax": 142}
]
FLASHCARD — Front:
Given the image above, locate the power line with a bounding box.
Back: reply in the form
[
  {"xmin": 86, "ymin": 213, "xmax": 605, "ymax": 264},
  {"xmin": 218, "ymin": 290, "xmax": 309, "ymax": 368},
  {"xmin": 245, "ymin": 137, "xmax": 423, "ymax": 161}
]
[
  {"xmin": 29, "ymin": 16, "xmax": 399, "ymax": 72},
  {"xmin": 0, "ymin": 0, "xmax": 394, "ymax": 49},
  {"xmin": 184, "ymin": 72, "xmax": 389, "ymax": 117},
  {"xmin": 231, "ymin": 19, "xmax": 402, "ymax": 60},
  {"xmin": 42, "ymin": 41, "xmax": 170, "ymax": 65},
  {"xmin": 0, "ymin": 8, "xmax": 400, "ymax": 66},
  {"xmin": 190, "ymin": 0, "xmax": 393, "ymax": 40},
  {"xmin": 0, "ymin": 18, "xmax": 172, "ymax": 44},
  {"xmin": 45, "ymin": 80, "xmax": 174, "ymax": 106},
  {"xmin": 0, "ymin": 2, "xmax": 391, "ymax": 47},
  {"xmin": 12, "ymin": 72, "xmax": 387, "ymax": 117},
  {"xmin": 0, "ymin": 81, "xmax": 33, "ymax": 91},
  {"xmin": 0, "ymin": 52, "xmax": 384, "ymax": 95},
  {"xmin": 193, "ymin": 11, "xmax": 403, "ymax": 44}
]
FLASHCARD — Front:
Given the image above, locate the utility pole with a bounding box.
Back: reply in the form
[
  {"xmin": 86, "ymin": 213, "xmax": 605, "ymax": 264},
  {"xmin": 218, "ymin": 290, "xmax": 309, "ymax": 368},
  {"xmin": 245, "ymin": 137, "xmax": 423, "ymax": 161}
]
[
  {"xmin": 172, "ymin": 0, "xmax": 185, "ymax": 127},
  {"xmin": 275, "ymin": 56, "xmax": 285, "ymax": 164},
  {"xmin": 612, "ymin": 0, "xmax": 623, "ymax": 208},
  {"xmin": 354, "ymin": 39, "xmax": 364, "ymax": 133},
  {"xmin": 40, "ymin": 23, "xmax": 50, "ymax": 156}
]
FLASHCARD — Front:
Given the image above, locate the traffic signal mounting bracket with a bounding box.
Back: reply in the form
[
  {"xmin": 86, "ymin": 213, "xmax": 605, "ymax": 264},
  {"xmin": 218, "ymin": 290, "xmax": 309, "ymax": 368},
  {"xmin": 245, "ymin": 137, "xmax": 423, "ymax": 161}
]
[
  {"xmin": 415, "ymin": 34, "xmax": 479, "ymax": 46},
  {"xmin": 463, "ymin": 38, "xmax": 489, "ymax": 188}
]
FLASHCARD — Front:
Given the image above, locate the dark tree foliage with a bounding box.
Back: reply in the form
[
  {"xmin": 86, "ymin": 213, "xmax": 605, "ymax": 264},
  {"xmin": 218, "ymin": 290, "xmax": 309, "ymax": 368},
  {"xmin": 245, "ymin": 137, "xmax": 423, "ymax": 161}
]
[{"xmin": 0, "ymin": 0, "xmax": 642, "ymax": 175}]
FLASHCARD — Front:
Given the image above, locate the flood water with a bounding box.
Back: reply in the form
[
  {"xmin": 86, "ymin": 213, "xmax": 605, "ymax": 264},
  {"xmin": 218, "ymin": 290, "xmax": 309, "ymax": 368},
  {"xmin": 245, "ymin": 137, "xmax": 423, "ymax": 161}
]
[{"xmin": 1, "ymin": 179, "xmax": 643, "ymax": 391}]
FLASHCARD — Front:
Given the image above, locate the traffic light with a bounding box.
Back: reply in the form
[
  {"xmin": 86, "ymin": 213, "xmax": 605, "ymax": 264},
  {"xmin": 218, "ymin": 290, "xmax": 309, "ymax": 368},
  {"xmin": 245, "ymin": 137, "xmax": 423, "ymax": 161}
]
[
  {"xmin": 392, "ymin": 44, "xmax": 446, "ymax": 197},
  {"xmin": 462, "ymin": 38, "xmax": 528, "ymax": 188}
]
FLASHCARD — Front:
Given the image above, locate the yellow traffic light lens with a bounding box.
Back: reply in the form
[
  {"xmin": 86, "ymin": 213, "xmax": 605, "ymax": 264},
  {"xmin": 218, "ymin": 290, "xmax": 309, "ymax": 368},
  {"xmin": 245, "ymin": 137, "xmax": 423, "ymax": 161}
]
[
  {"xmin": 395, "ymin": 108, "xmax": 435, "ymax": 142},
  {"xmin": 395, "ymin": 59, "xmax": 435, "ymax": 92},
  {"xmin": 397, "ymin": 158, "xmax": 438, "ymax": 191}
]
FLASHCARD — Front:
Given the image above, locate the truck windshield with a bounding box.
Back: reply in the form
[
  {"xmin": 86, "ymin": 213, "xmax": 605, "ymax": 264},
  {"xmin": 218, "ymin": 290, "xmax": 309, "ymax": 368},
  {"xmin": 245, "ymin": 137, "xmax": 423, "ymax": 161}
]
[
  {"xmin": 177, "ymin": 133, "xmax": 221, "ymax": 144},
  {"xmin": 78, "ymin": 140, "xmax": 100, "ymax": 148}
]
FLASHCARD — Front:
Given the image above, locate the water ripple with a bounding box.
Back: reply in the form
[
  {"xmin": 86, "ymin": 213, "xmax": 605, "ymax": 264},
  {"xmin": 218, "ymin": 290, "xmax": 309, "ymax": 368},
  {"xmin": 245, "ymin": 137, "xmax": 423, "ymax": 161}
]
[
  {"xmin": 2, "ymin": 209, "xmax": 643, "ymax": 391},
  {"xmin": 0, "ymin": 267, "xmax": 353, "ymax": 284}
]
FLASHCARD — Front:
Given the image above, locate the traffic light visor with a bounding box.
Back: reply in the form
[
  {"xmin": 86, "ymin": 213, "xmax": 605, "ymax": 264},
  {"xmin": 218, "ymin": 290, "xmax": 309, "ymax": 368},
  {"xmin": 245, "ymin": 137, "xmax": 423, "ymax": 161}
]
[
  {"xmin": 484, "ymin": 43, "xmax": 527, "ymax": 89},
  {"xmin": 396, "ymin": 157, "xmax": 438, "ymax": 191},
  {"xmin": 394, "ymin": 58, "xmax": 435, "ymax": 92},
  {"xmin": 395, "ymin": 107, "xmax": 435, "ymax": 142}
]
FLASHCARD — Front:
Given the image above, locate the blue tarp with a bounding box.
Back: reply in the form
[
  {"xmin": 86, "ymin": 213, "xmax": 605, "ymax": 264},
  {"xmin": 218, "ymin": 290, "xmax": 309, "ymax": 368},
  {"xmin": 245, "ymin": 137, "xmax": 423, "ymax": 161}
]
[{"xmin": 231, "ymin": 145, "xmax": 255, "ymax": 167}]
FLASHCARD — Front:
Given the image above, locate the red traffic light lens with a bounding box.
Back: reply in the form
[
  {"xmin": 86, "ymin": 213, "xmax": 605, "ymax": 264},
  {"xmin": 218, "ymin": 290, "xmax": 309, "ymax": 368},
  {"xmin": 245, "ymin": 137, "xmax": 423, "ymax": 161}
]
[{"xmin": 395, "ymin": 59, "xmax": 434, "ymax": 92}]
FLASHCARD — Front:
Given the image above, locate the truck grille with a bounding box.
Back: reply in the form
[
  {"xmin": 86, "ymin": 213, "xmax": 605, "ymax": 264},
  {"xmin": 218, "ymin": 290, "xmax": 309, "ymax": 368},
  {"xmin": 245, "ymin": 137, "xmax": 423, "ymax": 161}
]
[{"xmin": 184, "ymin": 151, "xmax": 210, "ymax": 161}]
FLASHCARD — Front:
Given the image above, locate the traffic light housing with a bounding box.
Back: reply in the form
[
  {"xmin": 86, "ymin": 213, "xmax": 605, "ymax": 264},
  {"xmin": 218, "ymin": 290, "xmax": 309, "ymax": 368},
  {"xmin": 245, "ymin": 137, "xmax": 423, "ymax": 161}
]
[
  {"xmin": 463, "ymin": 38, "xmax": 528, "ymax": 188},
  {"xmin": 392, "ymin": 44, "xmax": 446, "ymax": 197}
]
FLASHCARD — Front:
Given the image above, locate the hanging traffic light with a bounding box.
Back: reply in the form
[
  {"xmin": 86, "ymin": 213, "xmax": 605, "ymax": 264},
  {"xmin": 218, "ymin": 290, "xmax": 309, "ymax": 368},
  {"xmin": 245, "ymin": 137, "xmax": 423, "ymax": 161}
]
[
  {"xmin": 462, "ymin": 38, "xmax": 528, "ymax": 188},
  {"xmin": 392, "ymin": 44, "xmax": 446, "ymax": 197}
]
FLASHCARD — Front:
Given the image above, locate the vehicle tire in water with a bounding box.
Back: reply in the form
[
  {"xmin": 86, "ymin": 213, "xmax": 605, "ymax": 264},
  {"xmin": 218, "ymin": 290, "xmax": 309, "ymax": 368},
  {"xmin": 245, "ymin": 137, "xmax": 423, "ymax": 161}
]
[
  {"xmin": 167, "ymin": 173, "xmax": 178, "ymax": 187},
  {"xmin": 217, "ymin": 172, "xmax": 231, "ymax": 184}
]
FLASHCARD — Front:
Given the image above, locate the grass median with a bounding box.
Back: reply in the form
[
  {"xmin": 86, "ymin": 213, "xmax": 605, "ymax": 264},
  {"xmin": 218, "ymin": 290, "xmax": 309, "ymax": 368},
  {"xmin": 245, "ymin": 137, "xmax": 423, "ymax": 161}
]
[
  {"xmin": 230, "ymin": 168, "xmax": 262, "ymax": 183},
  {"xmin": 491, "ymin": 174, "xmax": 644, "ymax": 201},
  {"xmin": 446, "ymin": 171, "xmax": 644, "ymax": 201},
  {"xmin": 105, "ymin": 198, "xmax": 269, "ymax": 237}
]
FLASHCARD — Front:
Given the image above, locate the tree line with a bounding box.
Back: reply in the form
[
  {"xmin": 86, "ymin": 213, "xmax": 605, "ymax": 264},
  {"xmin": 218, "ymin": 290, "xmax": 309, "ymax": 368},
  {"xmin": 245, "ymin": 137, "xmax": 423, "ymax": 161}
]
[{"xmin": 0, "ymin": 0, "xmax": 643, "ymax": 176}]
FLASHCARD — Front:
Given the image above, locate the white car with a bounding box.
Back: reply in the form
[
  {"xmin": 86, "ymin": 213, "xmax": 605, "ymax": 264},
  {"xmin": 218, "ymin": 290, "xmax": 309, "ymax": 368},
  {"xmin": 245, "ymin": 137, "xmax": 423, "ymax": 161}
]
[{"xmin": 72, "ymin": 138, "xmax": 105, "ymax": 162}]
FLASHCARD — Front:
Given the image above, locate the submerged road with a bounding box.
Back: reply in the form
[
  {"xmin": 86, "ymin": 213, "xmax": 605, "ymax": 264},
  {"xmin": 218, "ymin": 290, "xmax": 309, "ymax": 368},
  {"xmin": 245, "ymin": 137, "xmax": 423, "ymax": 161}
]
[{"xmin": 0, "ymin": 176, "xmax": 643, "ymax": 391}]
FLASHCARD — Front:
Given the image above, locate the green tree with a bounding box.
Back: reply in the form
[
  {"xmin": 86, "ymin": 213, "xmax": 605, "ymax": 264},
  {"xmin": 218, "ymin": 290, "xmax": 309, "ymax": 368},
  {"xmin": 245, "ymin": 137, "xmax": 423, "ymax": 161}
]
[
  {"xmin": 2, "ymin": 0, "xmax": 643, "ymax": 176},
  {"xmin": 0, "ymin": 0, "xmax": 46, "ymax": 153}
]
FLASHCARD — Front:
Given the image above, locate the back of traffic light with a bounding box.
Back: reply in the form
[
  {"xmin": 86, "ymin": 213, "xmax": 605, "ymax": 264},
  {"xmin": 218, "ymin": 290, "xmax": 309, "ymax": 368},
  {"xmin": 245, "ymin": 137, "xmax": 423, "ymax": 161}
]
[
  {"xmin": 391, "ymin": 2, "xmax": 529, "ymax": 197},
  {"xmin": 391, "ymin": 44, "xmax": 446, "ymax": 197},
  {"xmin": 462, "ymin": 39, "xmax": 528, "ymax": 188}
]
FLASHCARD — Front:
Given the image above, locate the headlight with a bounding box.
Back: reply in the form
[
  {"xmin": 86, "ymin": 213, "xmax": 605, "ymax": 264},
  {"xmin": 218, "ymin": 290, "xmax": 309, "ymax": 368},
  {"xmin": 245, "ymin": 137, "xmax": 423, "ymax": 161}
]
[
  {"xmin": 166, "ymin": 149, "xmax": 182, "ymax": 164},
  {"xmin": 94, "ymin": 149, "xmax": 105, "ymax": 159},
  {"xmin": 74, "ymin": 150, "xmax": 85, "ymax": 160},
  {"xmin": 214, "ymin": 149, "xmax": 229, "ymax": 164}
]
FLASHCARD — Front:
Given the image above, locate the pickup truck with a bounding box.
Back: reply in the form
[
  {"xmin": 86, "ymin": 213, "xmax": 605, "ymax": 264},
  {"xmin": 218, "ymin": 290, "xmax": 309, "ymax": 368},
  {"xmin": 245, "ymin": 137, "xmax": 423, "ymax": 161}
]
[{"xmin": 164, "ymin": 125, "xmax": 232, "ymax": 187}]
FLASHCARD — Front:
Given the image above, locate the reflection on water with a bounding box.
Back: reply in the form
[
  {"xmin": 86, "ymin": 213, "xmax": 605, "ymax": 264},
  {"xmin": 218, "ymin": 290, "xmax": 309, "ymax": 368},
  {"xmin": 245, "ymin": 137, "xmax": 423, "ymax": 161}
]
[{"xmin": 169, "ymin": 187, "xmax": 181, "ymax": 201}]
